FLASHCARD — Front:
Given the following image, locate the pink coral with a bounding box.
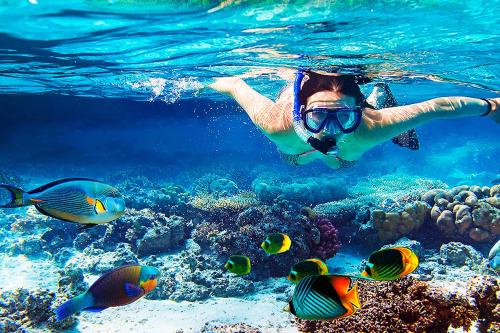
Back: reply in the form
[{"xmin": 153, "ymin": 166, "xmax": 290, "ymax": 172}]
[{"xmin": 310, "ymin": 217, "xmax": 341, "ymax": 260}]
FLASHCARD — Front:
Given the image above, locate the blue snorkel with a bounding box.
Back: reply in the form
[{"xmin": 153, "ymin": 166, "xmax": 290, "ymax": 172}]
[{"xmin": 292, "ymin": 68, "xmax": 339, "ymax": 156}]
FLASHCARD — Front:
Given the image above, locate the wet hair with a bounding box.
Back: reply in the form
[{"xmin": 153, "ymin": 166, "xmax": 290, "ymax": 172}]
[{"xmin": 298, "ymin": 71, "xmax": 369, "ymax": 109}]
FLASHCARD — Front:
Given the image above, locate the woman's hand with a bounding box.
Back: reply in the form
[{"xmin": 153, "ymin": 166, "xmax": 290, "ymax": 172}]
[
  {"xmin": 208, "ymin": 77, "xmax": 243, "ymax": 95},
  {"xmin": 487, "ymin": 98, "xmax": 500, "ymax": 124}
]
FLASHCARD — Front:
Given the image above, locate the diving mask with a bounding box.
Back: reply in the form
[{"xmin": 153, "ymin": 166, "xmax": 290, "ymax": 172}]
[{"xmin": 302, "ymin": 102, "xmax": 362, "ymax": 134}]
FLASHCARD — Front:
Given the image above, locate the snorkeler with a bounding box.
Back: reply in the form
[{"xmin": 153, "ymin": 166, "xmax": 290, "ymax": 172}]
[{"xmin": 209, "ymin": 69, "xmax": 499, "ymax": 169}]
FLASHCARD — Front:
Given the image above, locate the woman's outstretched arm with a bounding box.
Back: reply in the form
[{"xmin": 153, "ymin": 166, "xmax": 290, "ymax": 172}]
[
  {"xmin": 358, "ymin": 97, "xmax": 499, "ymax": 147},
  {"xmin": 209, "ymin": 77, "xmax": 292, "ymax": 135}
]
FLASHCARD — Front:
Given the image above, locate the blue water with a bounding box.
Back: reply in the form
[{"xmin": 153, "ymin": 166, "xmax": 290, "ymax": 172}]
[{"xmin": 0, "ymin": 1, "xmax": 499, "ymax": 332}]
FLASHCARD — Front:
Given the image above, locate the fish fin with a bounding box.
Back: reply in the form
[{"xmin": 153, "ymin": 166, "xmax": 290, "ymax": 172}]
[
  {"xmin": 54, "ymin": 293, "xmax": 93, "ymax": 321},
  {"xmin": 0, "ymin": 185, "xmax": 27, "ymax": 208},
  {"xmin": 279, "ymin": 235, "xmax": 292, "ymax": 253},
  {"xmin": 397, "ymin": 248, "xmax": 419, "ymax": 277},
  {"xmin": 336, "ymin": 280, "xmax": 360, "ymax": 318},
  {"xmin": 27, "ymin": 178, "xmax": 103, "ymax": 194},
  {"xmin": 78, "ymin": 224, "xmax": 99, "ymax": 231},
  {"xmin": 83, "ymin": 307, "xmax": 107, "ymax": 313},
  {"xmin": 85, "ymin": 196, "xmax": 95, "ymax": 205},
  {"xmin": 124, "ymin": 282, "xmax": 143, "ymax": 297},
  {"xmin": 34, "ymin": 205, "xmax": 78, "ymax": 223},
  {"xmin": 282, "ymin": 304, "xmax": 291, "ymax": 313}
]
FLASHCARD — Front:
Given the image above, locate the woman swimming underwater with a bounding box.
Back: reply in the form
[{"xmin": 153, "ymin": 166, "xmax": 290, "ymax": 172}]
[{"xmin": 209, "ymin": 69, "xmax": 499, "ymax": 169}]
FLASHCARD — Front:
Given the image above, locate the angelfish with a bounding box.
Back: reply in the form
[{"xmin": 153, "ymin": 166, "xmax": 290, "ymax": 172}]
[
  {"xmin": 361, "ymin": 247, "xmax": 419, "ymax": 281},
  {"xmin": 285, "ymin": 274, "xmax": 360, "ymax": 320},
  {"xmin": 0, "ymin": 178, "xmax": 125, "ymax": 227},
  {"xmin": 55, "ymin": 265, "xmax": 160, "ymax": 321}
]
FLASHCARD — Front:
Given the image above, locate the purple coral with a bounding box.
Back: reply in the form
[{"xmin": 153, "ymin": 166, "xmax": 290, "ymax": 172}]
[{"xmin": 311, "ymin": 217, "xmax": 341, "ymax": 260}]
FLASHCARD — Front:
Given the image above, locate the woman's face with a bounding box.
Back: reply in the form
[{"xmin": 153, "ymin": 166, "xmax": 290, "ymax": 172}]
[{"xmin": 305, "ymin": 90, "xmax": 357, "ymax": 140}]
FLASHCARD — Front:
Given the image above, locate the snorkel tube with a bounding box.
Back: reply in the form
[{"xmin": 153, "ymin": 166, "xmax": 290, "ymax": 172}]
[{"xmin": 292, "ymin": 68, "xmax": 338, "ymax": 156}]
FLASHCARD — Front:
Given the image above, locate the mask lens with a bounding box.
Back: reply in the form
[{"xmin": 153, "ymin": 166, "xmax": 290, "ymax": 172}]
[
  {"xmin": 336, "ymin": 109, "xmax": 357, "ymax": 130},
  {"xmin": 304, "ymin": 109, "xmax": 328, "ymax": 132}
]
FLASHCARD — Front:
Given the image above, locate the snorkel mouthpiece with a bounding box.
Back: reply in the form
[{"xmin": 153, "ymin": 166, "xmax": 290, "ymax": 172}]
[
  {"xmin": 307, "ymin": 137, "xmax": 338, "ymax": 155},
  {"xmin": 292, "ymin": 68, "xmax": 339, "ymax": 156}
]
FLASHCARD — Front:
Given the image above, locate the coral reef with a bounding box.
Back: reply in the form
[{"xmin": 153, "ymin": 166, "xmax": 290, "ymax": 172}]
[
  {"xmin": 191, "ymin": 204, "xmax": 324, "ymax": 278},
  {"xmin": 0, "ymin": 288, "xmax": 76, "ymax": 331},
  {"xmin": 252, "ymin": 176, "xmax": 348, "ymax": 205},
  {"xmin": 199, "ymin": 322, "xmax": 262, "ymax": 333},
  {"xmin": 424, "ymin": 185, "xmax": 500, "ymax": 242},
  {"xmin": 295, "ymin": 277, "xmax": 497, "ymax": 333},
  {"xmin": 371, "ymin": 200, "xmax": 430, "ymax": 241},
  {"xmin": 439, "ymin": 242, "xmax": 486, "ymax": 268},
  {"xmin": 146, "ymin": 240, "xmax": 254, "ymax": 301}
]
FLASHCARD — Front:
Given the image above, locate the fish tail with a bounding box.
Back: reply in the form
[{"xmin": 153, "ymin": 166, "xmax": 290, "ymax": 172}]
[
  {"xmin": 55, "ymin": 293, "xmax": 93, "ymax": 321},
  {"xmin": 0, "ymin": 185, "xmax": 29, "ymax": 208}
]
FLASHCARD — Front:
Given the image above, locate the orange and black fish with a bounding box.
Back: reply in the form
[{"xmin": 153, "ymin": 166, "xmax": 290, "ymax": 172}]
[
  {"xmin": 285, "ymin": 274, "xmax": 360, "ymax": 320},
  {"xmin": 361, "ymin": 247, "xmax": 419, "ymax": 281}
]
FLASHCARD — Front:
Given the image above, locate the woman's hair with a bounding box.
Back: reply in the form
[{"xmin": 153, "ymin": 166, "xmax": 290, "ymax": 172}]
[{"xmin": 298, "ymin": 71, "xmax": 369, "ymax": 108}]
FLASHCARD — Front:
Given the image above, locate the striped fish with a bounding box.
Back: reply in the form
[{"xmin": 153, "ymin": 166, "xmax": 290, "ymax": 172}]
[
  {"xmin": 0, "ymin": 178, "xmax": 125, "ymax": 227},
  {"xmin": 361, "ymin": 247, "xmax": 419, "ymax": 281},
  {"xmin": 286, "ymin": 275, "xmax": 360, "ymax": 320}
]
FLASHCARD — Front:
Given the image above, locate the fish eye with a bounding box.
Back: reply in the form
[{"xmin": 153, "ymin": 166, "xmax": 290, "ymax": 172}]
[
  {"xmin": 365, "ymin": 266, "xmax": 371, "ymax": 275},
  {"xmin": 290, "ymin": 273, "xmax": 296, "ymax": 280}
]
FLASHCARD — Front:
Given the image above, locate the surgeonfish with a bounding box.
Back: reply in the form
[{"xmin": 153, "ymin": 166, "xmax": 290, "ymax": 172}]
[
  {"xmin": 361, "ymin": 247, "xmax": 419, "ymax": 281},
  {"xmin": 225, "ymin": 255, "xmax": 251, "ymax": 275},
  {"xmin": 285, "ymin": 274, "xmax": 360, "ymax": 320},
  {"xmin": 488, "ymin": 239, "xmax": 500, "ymax": 271},
  {"xmin": 261, "ymin": 233, "xmax": 291, "ymax": 255},
  {"xmin": 0, "ymin": 178, "xmax": 125, "ymax": 227},
  {"xmin": 55, "ymin": 265, "xmax": 159, "ymax": 321},
  {"xmin": 287, "ymin": 258, "xmax": 329, "ymax": 284}
]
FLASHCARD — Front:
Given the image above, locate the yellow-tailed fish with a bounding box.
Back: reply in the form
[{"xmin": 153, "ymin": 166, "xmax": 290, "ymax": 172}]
[
  {"xmin": 361, "ymin": 247, "xmax": 419, "ymax": 281},
  {"xmin": 288, "ymin": 258, "xmax": 329, "ymax": 284},
  {"xmin": 225, "ymin": 255, "xmax": 251, "ymax": 275},
  {"xmin": 285, "ymin": 274, "xmax": 360, "ymax": 320},
  {"xmin": 261, "ymin": 233, "xmax": 291, "ymax": 254},
  {"xmin": 0, "ymin": 178, "xmax": 125, "ymax": 228}
]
